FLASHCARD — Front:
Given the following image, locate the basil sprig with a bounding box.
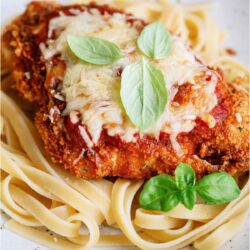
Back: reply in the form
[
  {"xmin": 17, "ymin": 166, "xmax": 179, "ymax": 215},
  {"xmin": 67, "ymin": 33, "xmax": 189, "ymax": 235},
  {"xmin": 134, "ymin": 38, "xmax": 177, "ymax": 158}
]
[
  {"xmin": 139, "ymin": 163, "xmax": 240, "ymax": 212},
  {"xmin": 120, "ymin": 58, "xmax": 167, "ymax": 130},
  {"xmin": 120, "ymin": 22, "xmax": 172, "ymax": 130},
  {"xmin": 195, "ymin": 172, "xmax": 241, "ymax": 204},
  {"xmin": 66, "ymin": 21, "xmax": 173, "ymax": 130},
  {"xmin": 67, "ymin": 35, "xmax": 122, "ymax": 65},
  {"xmin": 137, "ymin": 22, "xmax": 172, "ymax": 60}
]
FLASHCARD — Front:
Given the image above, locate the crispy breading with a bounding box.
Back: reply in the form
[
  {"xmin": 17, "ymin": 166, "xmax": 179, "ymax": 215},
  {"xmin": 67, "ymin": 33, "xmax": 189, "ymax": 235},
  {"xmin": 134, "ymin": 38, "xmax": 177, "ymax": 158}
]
[{"xmin": 2, "ymin": 2, "xmax": 249, "ymax": 179}]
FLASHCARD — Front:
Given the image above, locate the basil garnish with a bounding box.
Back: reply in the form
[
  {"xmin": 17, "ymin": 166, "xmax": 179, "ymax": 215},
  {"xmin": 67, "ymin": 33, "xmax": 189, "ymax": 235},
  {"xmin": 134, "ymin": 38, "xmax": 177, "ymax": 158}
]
[
  {"xmin": 120, "ymin": 58, "xmax": 168, "ymax": 130},
  {"xmin": 179, "ymin": 187, "xmax": 196, "ymax": 210},
  {"xmin": 175, "ymin": 163, "xmax": 195, "ymax": 189},
  {"xmin": 139, "ymin": 174, "xmax": 178, "ymax": 211},
  {"xmin": 67, "ymin": 35, "xmax": 122, "ymax": 65},
  {"xmin": 137, "ymin": 22, "xmax": 172, "ymax": 60},
  {"xmin": 195, "ymin": 172, "xmax": 241, "ymax": 204},
  {"xmin": 67, "ymin": 21, "xmax": 174, "ymax": 130},
  {"xmin": 139, "ymin": 163, "xmax": 241, "ymax": 212}
]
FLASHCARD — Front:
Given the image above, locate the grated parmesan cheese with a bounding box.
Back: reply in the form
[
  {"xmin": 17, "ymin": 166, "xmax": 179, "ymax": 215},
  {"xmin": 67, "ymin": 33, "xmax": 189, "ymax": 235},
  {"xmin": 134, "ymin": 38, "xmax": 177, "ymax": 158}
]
[
  {"xmin": 24, "ymin": 72, "xmax": 30, "ymax": 79},
  {"xmin": 73, "ymin": 148, "xmax": 86, "ymax": 165},
  {"xmin": 49, "ymin": 106, "xmax": 60, "ymax": 124},
  {"xmin": 70, "ymin": 111, "xmax": 80, "ymax": 124},
  {"xmin": 54, "ymin": 92, "xmax": 65, "ymax": 101},
  {"xmin": 235, "ymin": 113, "xmax": 242, "ymax": 123},
  {"xmin": 79, "ymin": 125, "xmax": 94, "ymax": 148},
  {"xmin": 40, "ymin": 8, "xmax": 219, "ymax": 155}
]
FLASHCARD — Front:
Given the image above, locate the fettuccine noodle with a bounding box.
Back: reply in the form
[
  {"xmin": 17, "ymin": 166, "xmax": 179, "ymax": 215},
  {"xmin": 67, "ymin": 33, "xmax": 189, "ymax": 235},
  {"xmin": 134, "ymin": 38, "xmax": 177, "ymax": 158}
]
[{"xmin": 1, "ymin": 0, "xmax": 249, "ymax": 249}]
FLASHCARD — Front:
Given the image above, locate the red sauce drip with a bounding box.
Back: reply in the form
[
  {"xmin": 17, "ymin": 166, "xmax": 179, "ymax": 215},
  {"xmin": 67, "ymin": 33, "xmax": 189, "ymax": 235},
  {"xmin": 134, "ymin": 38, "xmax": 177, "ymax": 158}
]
[
  {"xmin": 172, "ymin": 83, "xmax": 193, "ymax": 105},
  {"xmin": 66, "ymin": 117, "xmax": 84, "ymax": 149},
  {"xmin": 194, "ymin": 118, "xmax": 209, "ymax": 131},
  {"xmin": 210, "ymin": 99, "xmax": 230, "ymax": 123}
]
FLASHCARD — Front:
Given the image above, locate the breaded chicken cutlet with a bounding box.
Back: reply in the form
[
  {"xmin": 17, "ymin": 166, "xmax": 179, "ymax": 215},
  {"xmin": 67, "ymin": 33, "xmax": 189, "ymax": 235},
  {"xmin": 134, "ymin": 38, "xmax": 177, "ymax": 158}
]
[{"xmin": 2, "ymin": 1, "xmax": 249, "ymax": 179}]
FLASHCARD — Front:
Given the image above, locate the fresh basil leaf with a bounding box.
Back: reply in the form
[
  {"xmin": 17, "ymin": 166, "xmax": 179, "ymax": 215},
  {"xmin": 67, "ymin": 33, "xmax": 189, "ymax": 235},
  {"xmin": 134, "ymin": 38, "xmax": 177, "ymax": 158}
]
[
  {"xmin": 178, "ymin": 187, "xmax": 196, "ymax": 210},
  {"xmin": 195, "ymin": 172, "xmax": 240, "ymax": 204},
  {"xmin": 137, "ymin": 22, "xmax": 172, "ymax": 60},
  {"xmin": 139, "ymin": 174, "xmax": 178, "ymax": 211},
  {"xmin": 162, "ymin": 192, "xmax": 179, "ymax": 212},
  {"xmin": 175, "ymin": 163, "xmax": 196, "ymax": 189},
  {"xmin": 120, "ymin": 58, "xmax": 168, "ymax": 130},
  {"xmin": 67, "ymin": 35, "xmax": 122, "ymax": 65}
]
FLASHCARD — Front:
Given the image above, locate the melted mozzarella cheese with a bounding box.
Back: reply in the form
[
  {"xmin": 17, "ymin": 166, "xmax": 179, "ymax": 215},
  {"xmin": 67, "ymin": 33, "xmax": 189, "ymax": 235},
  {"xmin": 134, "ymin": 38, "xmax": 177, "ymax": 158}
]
[{"xmin": 41, "ymin": 8, "xmax": 220, "ymax": 155}]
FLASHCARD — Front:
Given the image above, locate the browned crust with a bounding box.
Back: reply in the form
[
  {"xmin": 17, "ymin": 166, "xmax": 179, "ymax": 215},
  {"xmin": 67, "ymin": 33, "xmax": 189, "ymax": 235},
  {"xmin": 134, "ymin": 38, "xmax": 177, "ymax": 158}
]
[{"xmin": 2, "ymin": 1, "xmax": 249, "ymax": 179}]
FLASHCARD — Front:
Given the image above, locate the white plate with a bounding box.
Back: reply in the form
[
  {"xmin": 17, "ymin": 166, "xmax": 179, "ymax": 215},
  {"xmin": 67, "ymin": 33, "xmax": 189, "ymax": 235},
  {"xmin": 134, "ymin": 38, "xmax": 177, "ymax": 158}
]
[{"xmin": 1, "ymin": 0, "xmax": 249, "ymax": 249}]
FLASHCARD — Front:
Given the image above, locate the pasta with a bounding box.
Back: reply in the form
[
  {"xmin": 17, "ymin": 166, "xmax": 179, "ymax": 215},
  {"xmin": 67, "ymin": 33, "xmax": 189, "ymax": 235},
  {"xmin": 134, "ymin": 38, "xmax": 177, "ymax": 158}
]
[{"xmin": 1, "ymin": 0, "xmax": 249, "ymax": 249}]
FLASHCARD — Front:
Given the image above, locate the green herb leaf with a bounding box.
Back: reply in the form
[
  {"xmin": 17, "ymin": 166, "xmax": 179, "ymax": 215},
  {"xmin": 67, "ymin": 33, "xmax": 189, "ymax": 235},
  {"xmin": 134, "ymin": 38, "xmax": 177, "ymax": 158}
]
[
  {"xmin": 195, "ymin": 172, "xmax": 241, "ymax": 204},
  {"xmin": 139, "ymin": 174, "xmax": 178, "ymax": 211},
  {"xmin": 162, "ymin": 193, "xmax": 179, "ymax": 212},
  {"xmin": 139, "ymin": 166, "xmax": 241, "ymax": 213},
  {"xmin": 67, "ymin": 35, "xmax": 122, "ymax": 65},
  {"xmin": 175, "ymin": 163, "xmax": 196, "ymax": 189},
  {"xmin": 120, "ymin": 58, "xmax": 168, "ymax": 130},
  {"xmin": 137, "ymin": 22, "xmax": 172, "ymax": 60},
  {"xmin": 178, "ymin": 187, "xmax": 196, "ymax": 210}
]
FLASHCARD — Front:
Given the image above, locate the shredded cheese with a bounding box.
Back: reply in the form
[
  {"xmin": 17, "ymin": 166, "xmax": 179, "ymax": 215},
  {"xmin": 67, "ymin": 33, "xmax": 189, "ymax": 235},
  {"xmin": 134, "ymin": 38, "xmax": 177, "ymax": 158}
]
[
  {"xmin": 54, "ymin": 92, "xmax": 65, "ymax": 101},
  {"xmin": 40, "ymin": 8, "xmax": 220, "ymax": 155},
  {"xmin": 79, "ymin": 125, "xmax": 94, "ymax": 148},
  {"xmin": 235, "ymin": 113, "xmax": 242, "ymax": 123},
  {"xmin": 73, "ymin": 148, "xmax": 86, "ymax": 165},
  {"xmin": 49, "ymin": 106, "xmax": 60, "ymax": 124},
  {"xmin": 70, "ymin": 111, "xmax": 80, "ymax": 124},
  {"xmin": 24, "ymin": 72, "xmax": 30, "ymax": 79}
]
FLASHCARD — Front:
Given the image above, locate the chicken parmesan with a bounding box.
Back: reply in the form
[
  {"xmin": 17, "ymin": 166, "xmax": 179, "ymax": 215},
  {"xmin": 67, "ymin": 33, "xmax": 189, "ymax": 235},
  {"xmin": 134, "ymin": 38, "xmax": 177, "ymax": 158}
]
[{"xmin": 2, "ymin": 1, "xmax": 249, "ymax": 179}]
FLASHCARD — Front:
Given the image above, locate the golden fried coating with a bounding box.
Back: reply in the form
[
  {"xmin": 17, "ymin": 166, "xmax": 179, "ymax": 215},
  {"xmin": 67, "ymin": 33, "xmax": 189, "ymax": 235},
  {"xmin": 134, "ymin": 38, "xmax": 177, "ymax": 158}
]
[{"xmin": 2, "ymin": 2, "xmax": 249, "ymax": 179}]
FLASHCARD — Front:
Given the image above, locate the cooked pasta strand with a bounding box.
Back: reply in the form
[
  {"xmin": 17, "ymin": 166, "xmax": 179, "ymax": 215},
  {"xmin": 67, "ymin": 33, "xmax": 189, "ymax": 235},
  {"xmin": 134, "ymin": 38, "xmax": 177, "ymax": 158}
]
[{"xmin": 1, "ymin": 0, "xmax": 249, "ymax": 249}]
